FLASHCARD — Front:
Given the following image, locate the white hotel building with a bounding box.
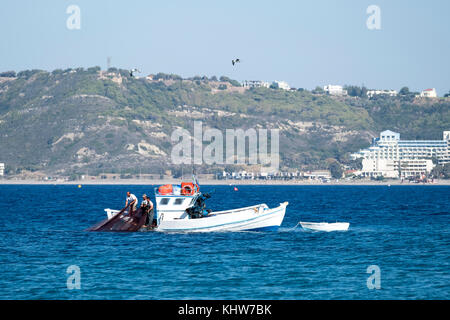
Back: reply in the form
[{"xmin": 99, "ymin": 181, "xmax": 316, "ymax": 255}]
[
  {"xmin": 351, "ymin": 130, "xmax": 450, "ymax": 178},
  {"xmin": 272, "ymin": 81, "xmax": 291, "ymax": 91},
  {"xmin": 367, "ymin": 90, "xmax": 398, "ymax": 98},
  {"xmin": 242, "ymin": 80, "xmax": 271, "ymax": 89},
  {"xmin": 0, "ymin": 163, "xmax": 4, "ymax": 176},
  {"xmin": 323, "ymin": 85, "xmax": 347, "ymax": 96}
]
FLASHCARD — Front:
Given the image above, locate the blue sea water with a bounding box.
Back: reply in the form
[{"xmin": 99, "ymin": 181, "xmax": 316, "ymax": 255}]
[{"xmin": 0, "ymin": 184, "xmax": 449, "ymax": 300}]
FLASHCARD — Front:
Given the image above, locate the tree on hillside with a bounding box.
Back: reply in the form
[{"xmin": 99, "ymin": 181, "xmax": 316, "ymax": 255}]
[
  {"xmin": 329, "ymin": 161, "xmax": 343, "ymax": 179},
  {"xmin": 345, "ymin": 85, "xmax": 368, "ymax": 98},
  {"xmin": 346, "ymin": 86, "xmax": 360, "ymax": 97},
  {"xmin": 398, "ymin": 86, "xmax": 419, "ymax": 101},
  {"xmin": 399, "ymin": 87, "xmax": 410, "ymax": 95},
  {"xmin": 156, "ymin": 73, "xmax": 182, "ymax": 80},
  {"xmin": 87, "ymin": 66, "xmax": 101, "ymax": 74},
  {"xmin": 51, "ymin": 69, "xmax": 64, "ymax": 75},
  {"xmin": 0, "ymin": 71, "xmax": 16, "ymax": 77},
  {"xmin": 346, "ymin": 158, "xmax": 363, "ymax": 170},
  {"xmin": 361, "ymin": 86, "xmax": 368, "ymax": 97},
  {"xmin": 219, "ymin": 76, "xmax": 241, "ymax": 87},
  {"xmin": 312, "ymin": 86, "xmax": 324, "ymax": 94},
  {"xmin": 17, "ymin": 69, "xmax": 45, "ymax": 79},
  {"xmin": 444, "ymin": 91, "xmax": 450, "ymax": 98}
]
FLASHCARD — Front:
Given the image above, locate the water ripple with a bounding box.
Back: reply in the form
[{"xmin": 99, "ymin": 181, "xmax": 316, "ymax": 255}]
[{"xmin": 0, "ymin": 185, "xmax": 449, "ymax": 299}]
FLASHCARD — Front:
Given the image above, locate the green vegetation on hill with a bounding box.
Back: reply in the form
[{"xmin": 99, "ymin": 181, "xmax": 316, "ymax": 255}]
[{"xmin": 0, "ymin": 68, "xmax": 448, "ymax": 177}]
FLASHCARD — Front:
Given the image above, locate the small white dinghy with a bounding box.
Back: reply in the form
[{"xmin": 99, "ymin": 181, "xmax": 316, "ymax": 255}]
[{"xmin": 300, "ymin": 221, "xmax": 350, "ymax": 232}]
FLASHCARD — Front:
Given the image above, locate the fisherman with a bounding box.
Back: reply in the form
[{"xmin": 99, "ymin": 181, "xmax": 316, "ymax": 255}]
[
  {"xmin": 141, "ymin": 194, "xmax": 155, "ymax": 228},
  {"xmin": 140, "ymin": 194, "xmax": 150, "ymax": 212},
  {"xmin": 125, "ymin": 191, "xmax": 138, "ymax": 215}
]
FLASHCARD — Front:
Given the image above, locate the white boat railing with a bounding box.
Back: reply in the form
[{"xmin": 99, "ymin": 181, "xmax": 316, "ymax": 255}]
[
  {"xmin": 208, "ymin": 203, "xmax": 276, "ymax": 217},
  {"xmin": 210, "ymin": 202, "xmax": 288, "ymax": 216}
]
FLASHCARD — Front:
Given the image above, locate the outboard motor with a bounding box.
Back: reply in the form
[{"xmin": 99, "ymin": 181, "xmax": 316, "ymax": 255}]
[{"xmin": 186, "ymin": 193, "xmax": 212, "ymax": 219}]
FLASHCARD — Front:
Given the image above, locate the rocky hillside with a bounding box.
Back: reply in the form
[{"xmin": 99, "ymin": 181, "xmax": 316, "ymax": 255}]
[{"xmin": 0, "ymin": 68, "xmax": 449, "ymax": 177}]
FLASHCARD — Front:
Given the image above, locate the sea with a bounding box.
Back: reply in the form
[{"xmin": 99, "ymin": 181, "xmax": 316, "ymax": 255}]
[{"xmin": 0, "ymin": 184, "xmax": 448, "ymax": 300}]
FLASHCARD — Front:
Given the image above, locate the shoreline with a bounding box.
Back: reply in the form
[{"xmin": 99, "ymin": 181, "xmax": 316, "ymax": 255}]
[{"xmin": 1, "ymin": 179, "xmax": 450, "ymax": 186}]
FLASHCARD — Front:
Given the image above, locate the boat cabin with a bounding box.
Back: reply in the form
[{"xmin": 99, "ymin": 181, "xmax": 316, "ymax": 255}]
[{"xmin": 154, "ymin": 183, "xmax": 200, "ymax": 222}]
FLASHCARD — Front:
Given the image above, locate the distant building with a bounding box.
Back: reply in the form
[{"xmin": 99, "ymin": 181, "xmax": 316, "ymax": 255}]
[
  {"xmin": 0, "ymin": 163, "xmax": 4, "ymax": 176},
  {"xmin": 272, "ymin": 81, "xmax": 291, "ymax": 91},
  {"xmin": 303, "ymin": 170, "xmax": 332, "ymax": 180},
  {"xmin": 242, "ymin": 80, "xmax": 270, "ymax": 89},
  {"xmin": 323, "ymin": 85, "xmax": 347, "ymax": 96},
  {"xmin": 367, "ymin": 89, "xmax": 398, "ymax": 98},
  {"xmin": 420, "ymin": 88, "xmax": 438, "ymax": 98},
  {"xmin": 351, "ymin": 130, "xmax": 450, "ymax": 178}
]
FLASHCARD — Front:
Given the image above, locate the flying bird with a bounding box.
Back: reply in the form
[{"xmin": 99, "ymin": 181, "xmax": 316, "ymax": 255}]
[
  {"xmin": 232, "ymin": 59, "xmax": 240, "ymax": 66},
  {"xmin": 129, "ymin": 68, "xmax": 141, "ymax": 77}
]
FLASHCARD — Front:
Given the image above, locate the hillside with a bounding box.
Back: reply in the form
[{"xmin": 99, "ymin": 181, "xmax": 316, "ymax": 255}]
[{"xmin": 0, "ymin": 68, "xmax": 449, "ymax": 178}]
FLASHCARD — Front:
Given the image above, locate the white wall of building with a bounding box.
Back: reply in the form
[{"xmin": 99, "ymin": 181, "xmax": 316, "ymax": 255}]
[
  {"xmin": 272, "ymin": 81, "xmax": 290, "ymax": 90},
  {"xmin": 420, "ymin": 88, "xmax": 437, "ymax": 98},
  {"xmin": 380, "ymin": 130, "xmax": 400, "ymax": 142},
  {"xmin": 242, "ymin": 80, "xmax": 270, "ymax": 89},
  {"xmin": 304, "ymin": 170, "xmax": 332, "ymax": 180},
  {"xmin": 361, "ymin": 159, "xmax": 398, "ymax": 178},
  {"xmin": 323, "ymin": 85, "xmax": 347, "ymax": 96},
  {"xmin": 367, "ymin": 90, "xmax": 398, "ymax": 98},
  {"xmin": 0, "ymin": 163, "xmax": 4, "ymax": 176},
  {"xmin": 360, "ymin": 158, "xmax": 435, "ymax": 179}
]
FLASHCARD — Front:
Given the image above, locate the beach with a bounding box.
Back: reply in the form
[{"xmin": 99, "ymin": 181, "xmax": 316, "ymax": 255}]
[{"xmin": 1, "ymin": 178, "xmax": 449, "ymax": 186}]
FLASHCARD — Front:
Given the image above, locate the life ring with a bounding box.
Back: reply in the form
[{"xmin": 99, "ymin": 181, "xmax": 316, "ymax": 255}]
[
  {"xmin": 181, "ymin": 184, "xmax": 200, "ymax": 195},
  {"xmin": 181, "ymin": 185, "xmax": 193, "ymax": 195}
]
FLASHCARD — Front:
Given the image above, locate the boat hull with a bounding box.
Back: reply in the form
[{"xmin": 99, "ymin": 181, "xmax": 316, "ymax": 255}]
[
  {"xmin": 156, "ymin": 202, "xmax": 288, "ymax": 233},
  {"xmin": 300, "ymin": 222, "xmax": 350, "ymax": 232}
]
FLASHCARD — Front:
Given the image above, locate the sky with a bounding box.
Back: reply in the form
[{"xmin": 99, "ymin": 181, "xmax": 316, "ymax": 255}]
[{"xmin": 0, "ymin": 0, "xmax": 449, "ymax": 94}]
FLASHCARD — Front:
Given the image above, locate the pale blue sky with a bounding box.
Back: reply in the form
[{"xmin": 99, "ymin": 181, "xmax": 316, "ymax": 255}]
[{"xmin": 0, "ymin": 0, "xmax": 449, "ymax": 94}]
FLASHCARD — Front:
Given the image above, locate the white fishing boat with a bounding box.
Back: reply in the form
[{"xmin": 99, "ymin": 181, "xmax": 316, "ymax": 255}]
[
  {"xmin": 300, "ymin": 221, "xmax": 350, "ymax": 232},
  {"xmin": 103, "ymin": 181, "xmax": 288, "ymax": 233}
]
